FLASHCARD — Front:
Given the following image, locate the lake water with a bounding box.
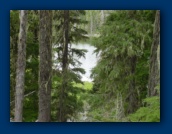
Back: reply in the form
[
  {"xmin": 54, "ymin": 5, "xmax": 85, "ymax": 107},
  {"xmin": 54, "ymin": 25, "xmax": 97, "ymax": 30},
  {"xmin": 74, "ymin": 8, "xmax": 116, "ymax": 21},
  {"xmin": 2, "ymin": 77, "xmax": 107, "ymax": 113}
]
[{"xmin": 71, "ymin": 43, "xmax": 98, "ymax": 82}]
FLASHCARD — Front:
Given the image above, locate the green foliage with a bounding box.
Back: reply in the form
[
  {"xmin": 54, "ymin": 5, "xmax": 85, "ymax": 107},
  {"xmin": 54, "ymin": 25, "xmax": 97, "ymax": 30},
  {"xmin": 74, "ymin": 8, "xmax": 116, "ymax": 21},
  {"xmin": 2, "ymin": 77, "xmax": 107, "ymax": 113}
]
[
  {"xmin": 10, "ymin": 10, "xmax": 19, "ymax": 106},
  {"xmin": 51, "ymin": 74, "xmax": 88, "ymax": 121},
  {"xmin": 10, "ymin": 10, "xmax": 159, "ymax": 122},
  {"xmin": 23, "ymin": 93, "xmax": 38, "ymax": 122},
  {"xmin": 51, "ymin": 10, "xmax": 89, "ymax": 121},
  {"xmin": 128, "ymin": 96, "xmax": 160, "ymax": 122},
  {"xmin": 73, "ymin": 81, "xmax": 93, "ymax": 91},
  {"xmin": 86, "ymin": 93, "xmax": 118, "ymax": 122},
  {"xmin": 84, "ymin": 10, "xmax": 113, "ymax": 34},
  {"xmin": 88, "ymin": 10, "xmax": 156, "ymax": 120},
  {"xmin": 23, "ymin": 10, "xmax": 39, "ymax": 121},
  {"xmin": 10, "ymin": 10, "xmax": 39, "ymax": 121},
  {"xmin": 53, "ymin": 10, "xmax": 88, "ymax": 44}
]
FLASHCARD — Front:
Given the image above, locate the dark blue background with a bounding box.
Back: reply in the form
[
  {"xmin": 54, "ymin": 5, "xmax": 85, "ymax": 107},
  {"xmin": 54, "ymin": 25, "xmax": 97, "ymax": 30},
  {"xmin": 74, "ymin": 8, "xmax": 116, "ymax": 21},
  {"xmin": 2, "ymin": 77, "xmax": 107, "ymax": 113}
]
[{"xmin": 0, "ymin": 0, "xmax": 171, "ymax": 133}]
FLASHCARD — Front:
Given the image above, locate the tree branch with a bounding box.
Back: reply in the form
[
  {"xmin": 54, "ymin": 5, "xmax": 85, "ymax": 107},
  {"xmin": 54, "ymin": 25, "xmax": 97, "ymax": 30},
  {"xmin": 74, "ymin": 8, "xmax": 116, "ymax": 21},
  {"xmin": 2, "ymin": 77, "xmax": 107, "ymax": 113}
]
[{"xmin": 10, "ymin": 91, "xmax": 37, "ymax": 106}]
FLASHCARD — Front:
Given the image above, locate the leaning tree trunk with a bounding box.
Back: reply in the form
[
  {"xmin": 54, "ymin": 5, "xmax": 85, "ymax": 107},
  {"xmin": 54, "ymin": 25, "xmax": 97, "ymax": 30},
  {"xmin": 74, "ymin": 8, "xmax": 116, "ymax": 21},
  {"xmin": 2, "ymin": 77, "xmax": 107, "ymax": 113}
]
[
  {"xmin": 14, "ymin": 10, "xmax": 27, "ymax": 122},
  {"xmin": 148, "ymin": 10, "xmax": 160, "ymax": 97},
  {"xmin": 58, "ymin": 10, "xmax": 69, "ymax": 122},
  {"xmin": 38, "ymin": 10, "xmax": 52, "ymax": 122}
]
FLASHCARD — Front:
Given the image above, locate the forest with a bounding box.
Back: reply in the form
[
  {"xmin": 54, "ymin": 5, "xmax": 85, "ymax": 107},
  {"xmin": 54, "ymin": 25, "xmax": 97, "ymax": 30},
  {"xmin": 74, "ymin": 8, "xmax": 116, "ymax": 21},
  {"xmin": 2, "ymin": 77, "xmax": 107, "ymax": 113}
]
[{"xmin": 10, "ymin": 10, "xmax": 160, "ymax": 122}]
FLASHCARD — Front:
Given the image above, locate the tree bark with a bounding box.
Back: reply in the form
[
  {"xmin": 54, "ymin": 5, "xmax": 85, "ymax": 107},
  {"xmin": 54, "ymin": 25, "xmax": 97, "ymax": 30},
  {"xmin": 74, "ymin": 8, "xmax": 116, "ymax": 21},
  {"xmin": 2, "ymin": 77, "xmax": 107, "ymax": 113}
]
[
  {"xmin": 38, "ymin": 10, "xmax": 52, "ymax": 122},
  {"xmin": 148, "ymin": 10, "xmax": 160, "ymax": 96},
  {"xmin": 127, "ymin": 56, "xmax": 138, "ymax": 114},
  {"xmin": 59, "ymin": 10, "xmax": 69, "ymax": 122},
  {"xmin": 14, "ymin": 10, "xmax": 27, "ymax": 122},
  {"xmin": 90, "ymin": 11, "xmax": 93, "ymax": 35},
  {"xmin": 100, "ymin": 10, "xmax": 105, "ymax": 25}
]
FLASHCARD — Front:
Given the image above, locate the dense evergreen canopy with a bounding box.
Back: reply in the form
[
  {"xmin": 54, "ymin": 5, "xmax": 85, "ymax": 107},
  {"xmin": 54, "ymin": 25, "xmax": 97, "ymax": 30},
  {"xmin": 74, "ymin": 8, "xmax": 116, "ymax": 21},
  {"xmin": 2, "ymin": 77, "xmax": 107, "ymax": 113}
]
[{"xmin": 10, "ymin": 10, "xmax": 160, "ymax": 122}]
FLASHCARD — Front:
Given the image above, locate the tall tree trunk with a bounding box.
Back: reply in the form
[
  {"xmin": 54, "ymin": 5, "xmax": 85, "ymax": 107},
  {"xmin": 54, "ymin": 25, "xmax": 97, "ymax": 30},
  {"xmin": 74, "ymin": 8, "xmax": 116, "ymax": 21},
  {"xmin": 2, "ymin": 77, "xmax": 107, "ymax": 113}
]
[
  {"xmin": 14, "ymin": 10, "xmax": 27, "ymax": 122},
  {"xmin": 59, "ymin": 10, "xmax": 69, "ymax": 122},
  {"xmin": 38, "ymin": 10, "xmax": 52, "ymax": 122},
  {"xmin": 90, "ymin": 11, "xmax": 93, "ymax": 35},
  {"xmin": 148, "ymin": 10, "xmax": 160, "ymax": 97},
  {"xmin": 100, "ymin": 10, "xmax": 105, "ymax": 25},
  {"xmin": 127, "ymin": 56, "xmax": 138, "ymax": 114}
]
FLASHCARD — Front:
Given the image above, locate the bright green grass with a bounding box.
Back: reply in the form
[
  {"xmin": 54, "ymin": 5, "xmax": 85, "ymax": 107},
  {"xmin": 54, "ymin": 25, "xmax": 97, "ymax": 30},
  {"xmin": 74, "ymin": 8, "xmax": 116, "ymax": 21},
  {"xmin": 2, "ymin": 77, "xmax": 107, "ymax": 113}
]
[{"xmin": 73, "ymin": 81, "xmax": 93, "ymax": 91}]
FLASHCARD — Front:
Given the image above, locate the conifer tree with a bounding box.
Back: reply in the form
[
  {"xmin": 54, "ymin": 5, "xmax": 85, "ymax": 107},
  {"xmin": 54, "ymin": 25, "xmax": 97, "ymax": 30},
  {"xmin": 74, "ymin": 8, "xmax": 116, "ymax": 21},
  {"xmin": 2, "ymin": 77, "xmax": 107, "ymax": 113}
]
[{"xmin": 53, "ymin": 10, "xmax": 88, "ymax": 122}]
